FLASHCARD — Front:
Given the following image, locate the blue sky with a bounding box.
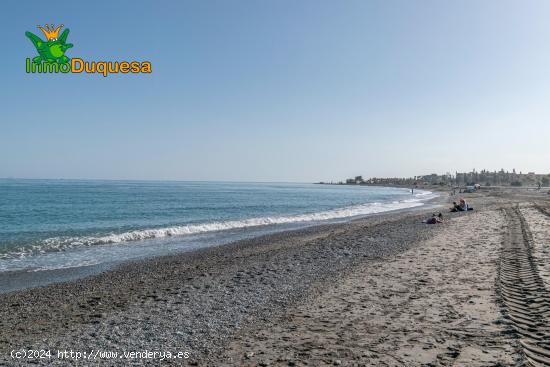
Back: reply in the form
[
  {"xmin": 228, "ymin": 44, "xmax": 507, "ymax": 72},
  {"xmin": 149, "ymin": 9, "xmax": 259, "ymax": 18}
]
[{"xmin": 2, "ymin": 0, "xmax": 550, "ymax": 182}]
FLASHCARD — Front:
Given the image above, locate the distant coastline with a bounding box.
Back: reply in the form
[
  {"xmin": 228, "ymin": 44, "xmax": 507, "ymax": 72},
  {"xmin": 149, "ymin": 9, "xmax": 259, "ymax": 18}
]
[{"xmin": 317, "ymin": 169, "xmax": 550, "ymax": 189}]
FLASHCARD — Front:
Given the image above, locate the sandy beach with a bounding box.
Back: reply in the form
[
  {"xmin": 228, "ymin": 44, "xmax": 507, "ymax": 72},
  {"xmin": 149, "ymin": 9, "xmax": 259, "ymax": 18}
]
[{"xmin": 1, "ymin": 188, "xmax": 549, "ymax": 366}]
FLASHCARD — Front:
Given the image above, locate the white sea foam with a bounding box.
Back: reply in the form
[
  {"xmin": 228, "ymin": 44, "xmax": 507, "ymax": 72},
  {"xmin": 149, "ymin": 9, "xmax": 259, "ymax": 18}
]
[{"xmin": 1, "ymin": 190, "xmax": 435, "ymax": 261}]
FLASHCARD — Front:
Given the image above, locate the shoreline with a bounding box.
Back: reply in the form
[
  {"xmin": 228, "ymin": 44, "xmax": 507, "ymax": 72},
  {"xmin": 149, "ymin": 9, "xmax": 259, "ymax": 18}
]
[{"xmin": 0, "ymin": 191, "xmax": 443, "ymax": 295}]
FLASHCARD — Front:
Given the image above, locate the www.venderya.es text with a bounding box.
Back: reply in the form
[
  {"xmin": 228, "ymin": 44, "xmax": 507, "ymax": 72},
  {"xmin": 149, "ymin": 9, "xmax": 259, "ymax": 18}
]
[{"xmin": 10, "ymin": 349, "xmax": 190, "ymax": 361}]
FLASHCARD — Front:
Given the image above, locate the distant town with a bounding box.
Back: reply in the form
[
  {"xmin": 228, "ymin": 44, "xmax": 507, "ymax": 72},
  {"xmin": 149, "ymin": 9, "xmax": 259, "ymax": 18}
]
[{"xmin": 319, "ymin": 169, "xmax": 550, "ymax": 187}]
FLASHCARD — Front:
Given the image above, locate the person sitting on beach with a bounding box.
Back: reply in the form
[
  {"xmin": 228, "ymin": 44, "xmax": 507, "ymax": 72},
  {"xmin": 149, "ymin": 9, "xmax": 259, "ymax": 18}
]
[
  {"xmin": 450, "ymin": 202, "xmax": 460, "ymax": 212},
  {"xmin": 424, "ymin": 213, "xmax": 443, "ymax": 224},
  {"xmin": 456, "ymin": 198, "xmax": 474, "ymax": 211}
]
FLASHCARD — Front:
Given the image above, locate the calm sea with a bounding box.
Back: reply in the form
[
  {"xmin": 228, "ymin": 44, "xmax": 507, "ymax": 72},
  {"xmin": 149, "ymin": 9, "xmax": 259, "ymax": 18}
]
[{"xmin": 0, "ymin": 180, "xmax": 434, "ymax": 272}]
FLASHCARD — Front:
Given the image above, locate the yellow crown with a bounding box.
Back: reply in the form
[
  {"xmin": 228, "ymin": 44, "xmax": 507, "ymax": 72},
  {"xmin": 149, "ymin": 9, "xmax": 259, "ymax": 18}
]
[{"xmin": 37, "ymin": 24, "xmax": 64, "ymax": 41}]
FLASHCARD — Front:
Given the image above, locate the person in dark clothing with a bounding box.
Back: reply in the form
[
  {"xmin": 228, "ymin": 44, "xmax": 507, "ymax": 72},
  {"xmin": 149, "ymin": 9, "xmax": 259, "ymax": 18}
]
[
  {"xmin": 450, "ymin": 202, "xmax": 460, "ymax": 212},
  {"xmin": 424, "ymin": 213, "xmax": 443, "ymax": 224}
]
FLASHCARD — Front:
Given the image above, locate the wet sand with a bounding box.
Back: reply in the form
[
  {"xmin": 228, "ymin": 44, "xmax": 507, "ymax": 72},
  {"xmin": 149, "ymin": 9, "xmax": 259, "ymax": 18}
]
[{"xmin": 1, "ymin": 188, "xmax": 549, "ymax": 366}]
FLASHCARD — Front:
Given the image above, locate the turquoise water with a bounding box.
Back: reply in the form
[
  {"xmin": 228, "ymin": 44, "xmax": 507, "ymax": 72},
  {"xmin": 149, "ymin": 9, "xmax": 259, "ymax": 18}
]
[{"xmin": 0, "ymin": 180, "xmax": 434, "ymax": 272}]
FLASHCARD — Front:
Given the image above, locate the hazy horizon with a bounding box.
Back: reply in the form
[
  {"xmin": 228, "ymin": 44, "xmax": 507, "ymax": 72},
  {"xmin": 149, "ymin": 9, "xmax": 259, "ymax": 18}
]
[
  {"xmin": 2, "ymin": 0, "xmax": 550, "ymax": 182},
  {"xmin": 2, "ymin": 164, "xmax": 546, "ymax": 184}
]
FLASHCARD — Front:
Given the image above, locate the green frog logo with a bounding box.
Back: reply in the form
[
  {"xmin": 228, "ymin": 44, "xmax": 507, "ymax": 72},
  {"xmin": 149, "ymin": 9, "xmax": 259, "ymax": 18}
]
[{"xmin": 25, "ymin": 24, "xmax": 73, "ymax": 64}]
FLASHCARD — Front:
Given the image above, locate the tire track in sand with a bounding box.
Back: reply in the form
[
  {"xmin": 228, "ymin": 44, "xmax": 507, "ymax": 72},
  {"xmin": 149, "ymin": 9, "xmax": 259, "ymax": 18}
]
[{"xmin": 499, "ymin": 206, "xmax": 550, "ymax": 366}]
